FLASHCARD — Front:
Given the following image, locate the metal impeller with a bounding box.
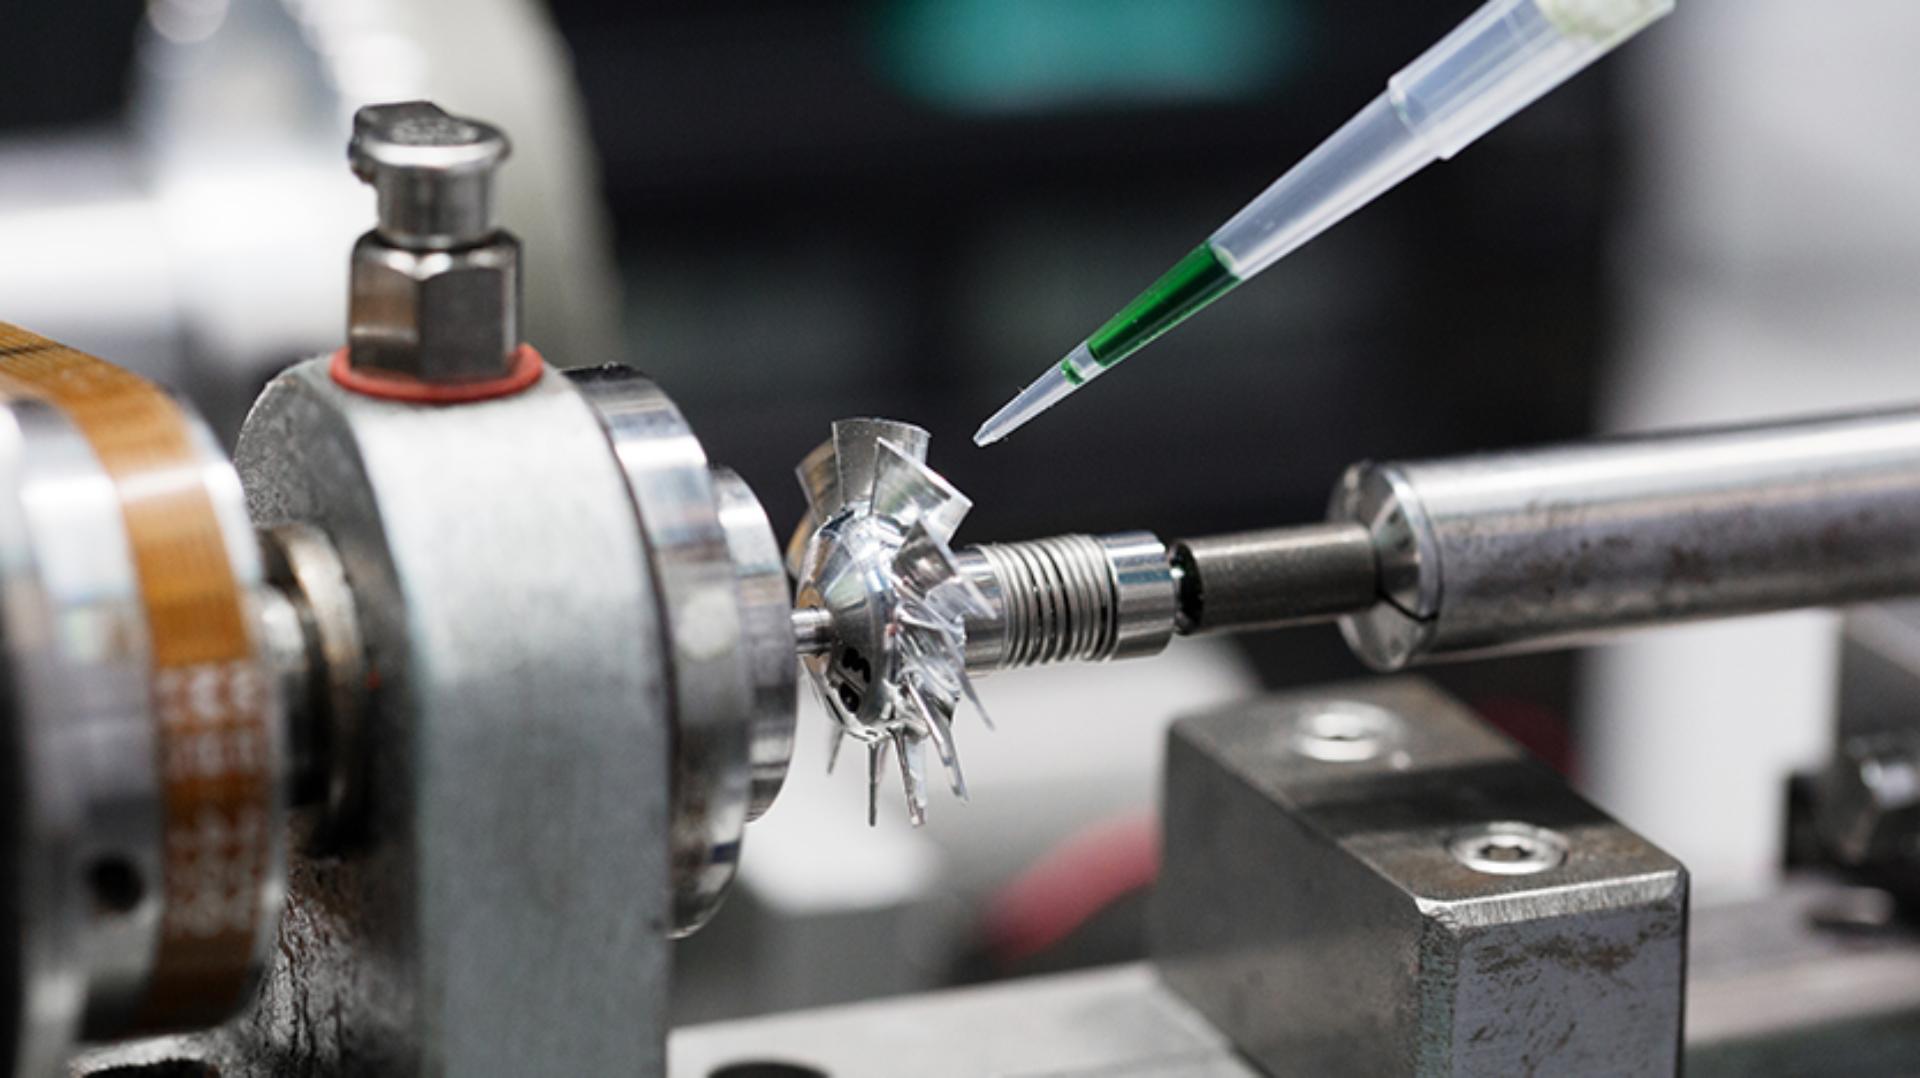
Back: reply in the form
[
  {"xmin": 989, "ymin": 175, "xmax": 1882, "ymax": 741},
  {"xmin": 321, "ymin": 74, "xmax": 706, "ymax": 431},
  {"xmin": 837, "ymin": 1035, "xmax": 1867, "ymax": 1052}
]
[{"xmin": 790, "ymin": 419, "xmax": 993, "ymax": 825}]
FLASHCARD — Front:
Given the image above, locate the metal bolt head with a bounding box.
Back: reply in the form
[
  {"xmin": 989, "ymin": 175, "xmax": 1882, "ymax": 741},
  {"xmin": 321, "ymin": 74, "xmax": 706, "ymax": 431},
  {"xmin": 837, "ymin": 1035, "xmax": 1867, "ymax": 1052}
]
[{"xmin": 349, "ymin": 101, "xmax": 510, "ymax": 250}]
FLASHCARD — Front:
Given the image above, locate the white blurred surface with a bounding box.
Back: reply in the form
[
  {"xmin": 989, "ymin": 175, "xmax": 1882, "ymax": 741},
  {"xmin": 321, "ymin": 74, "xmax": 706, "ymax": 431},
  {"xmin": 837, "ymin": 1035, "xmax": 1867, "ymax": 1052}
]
[
  {"xmin": 704, "ymin": 637, "xmax": 1260, "ymax": 1017},
  {"xmin": 1589, "ymin": 0, "xmax": 1920, "ymax": 902}
]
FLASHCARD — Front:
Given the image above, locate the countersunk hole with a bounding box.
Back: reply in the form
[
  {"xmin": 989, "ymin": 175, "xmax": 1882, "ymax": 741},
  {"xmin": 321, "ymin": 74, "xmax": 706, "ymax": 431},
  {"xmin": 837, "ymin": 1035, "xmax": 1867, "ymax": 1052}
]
[
  {"xmin": 1286, "ymin": 701, "xmax": 1403, "ymax": 763},
  {"xmin": 710, "ymin": 1064, "xmax": 828, "ymax": 1078},
  {"xmin": 86, "ymin": 856, "xmax": 145, "ymax": 916},
  {"xmin": 85, "ymin": 1063, "xmax": 219, "ymax": 1078}
]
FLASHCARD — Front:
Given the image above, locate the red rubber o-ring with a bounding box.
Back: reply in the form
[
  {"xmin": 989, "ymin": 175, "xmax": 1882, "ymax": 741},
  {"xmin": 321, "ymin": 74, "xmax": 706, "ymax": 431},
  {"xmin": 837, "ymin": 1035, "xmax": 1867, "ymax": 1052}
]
[{"xmin": 329, "ymin": 343, "xmax": 545, "ymax": 403}]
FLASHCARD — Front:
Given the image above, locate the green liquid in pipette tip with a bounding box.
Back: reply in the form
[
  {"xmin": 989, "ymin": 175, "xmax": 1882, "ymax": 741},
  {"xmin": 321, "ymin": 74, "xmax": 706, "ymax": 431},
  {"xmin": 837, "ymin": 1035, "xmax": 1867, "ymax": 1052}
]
[
  {"xmin": 976, "ymin": 242, "xmax": 1242, "ymax": 445},
  {"xmin": 1077, "ymin": 243, "xmax": 1239, "ymax": 379}
]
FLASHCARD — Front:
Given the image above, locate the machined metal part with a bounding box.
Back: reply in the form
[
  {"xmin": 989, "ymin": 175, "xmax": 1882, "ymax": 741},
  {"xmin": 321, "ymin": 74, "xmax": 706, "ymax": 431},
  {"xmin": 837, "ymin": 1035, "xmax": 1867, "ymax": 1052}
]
[
  {"xmin": 349, "ymin": 101, "xmax": 511, "ymax": 251},
  {"xmin": 2, "ymin": 398, "xmax": 156, "ymax": 1073},
  {"xmin": 1332, "ymin": 407, "xmax": 1920, "ymax": 669},
  {"xmin": 960, "ymin": 532, "xmax": 1177, "ymax": 669},
  {"xmin": 347, "ymin": 238, "xmax": 523, "ymax": 384},
  {"xmin": 671, "ymin": 878, "xmax": 1920, "ymax": 1078},
  {"xmin": 347, "ymin": 101, "xmax": 523, "ymax": 384},
  {"xmin": 792, "ymin": 419, "xmax": 993, "ymax": 825},
  {"xmin": 1171, "ymin": 522, "xmax": 1377, "ymax": 634},
  {"xmin": 711, "ymin": 467, "xmax": 799, "ymax": 822},
  {"xmin": 1154, "ymin": 679, "xmax": 1688, "ymax": 1076},
  {"xmin": 568, "ymin": 366, "xmax": 758, "ymax": 937},
  {"xmin": 224, "ymin": 356, "xmax": 678, "ymax": 1074},
  {"xmin": 257, "ymin": 524, "xmax": 368, "ymax": 847},
  {"xmin": 0, "ymin": 330, "xmax": 289, "ymax": 1062},
  {"xmin": 800, "ymin": 407, "xmax": 1920, "ymax": 683}
]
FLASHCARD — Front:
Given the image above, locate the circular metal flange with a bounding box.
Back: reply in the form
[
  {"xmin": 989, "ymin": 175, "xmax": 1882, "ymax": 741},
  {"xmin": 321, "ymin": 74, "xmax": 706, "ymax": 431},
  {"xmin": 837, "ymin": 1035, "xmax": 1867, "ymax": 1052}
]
[
  {"xmin": 710, "ymin": 467, "xmax": 797, "ymax": 821},
  {"xmin": 1329, "ymin": 463, "xmax": 1439, "ymax": 671},
  {"xmin": 567, "ymin": 366, "xmax": 756, "ymax": 937},
  {"xmin": 258, "ymin": 523, "xmax": 368, "ymax": 848}
]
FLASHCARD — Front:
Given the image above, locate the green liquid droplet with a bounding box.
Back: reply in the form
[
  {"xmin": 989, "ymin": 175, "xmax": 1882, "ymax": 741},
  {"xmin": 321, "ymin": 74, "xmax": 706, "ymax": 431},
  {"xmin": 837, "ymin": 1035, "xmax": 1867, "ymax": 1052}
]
[{"xmin": 1085, "ymin": 243, "xmax": 1239, "ymax": 368}]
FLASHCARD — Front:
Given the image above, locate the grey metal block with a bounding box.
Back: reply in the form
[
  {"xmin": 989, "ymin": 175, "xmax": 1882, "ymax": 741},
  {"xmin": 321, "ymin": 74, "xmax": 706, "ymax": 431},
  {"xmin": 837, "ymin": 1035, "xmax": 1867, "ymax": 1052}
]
[{"xmin": 1153, "ymin": 678, "xmax": 1687, "ymax": 1077}]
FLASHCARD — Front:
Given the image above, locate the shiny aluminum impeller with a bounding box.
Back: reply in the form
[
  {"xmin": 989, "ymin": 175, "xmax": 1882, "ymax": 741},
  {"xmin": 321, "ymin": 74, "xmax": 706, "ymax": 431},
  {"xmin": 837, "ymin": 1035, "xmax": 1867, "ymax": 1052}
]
[{"xmin": 791, "ymin": 419, "xmax": 993, "ymax": 825}]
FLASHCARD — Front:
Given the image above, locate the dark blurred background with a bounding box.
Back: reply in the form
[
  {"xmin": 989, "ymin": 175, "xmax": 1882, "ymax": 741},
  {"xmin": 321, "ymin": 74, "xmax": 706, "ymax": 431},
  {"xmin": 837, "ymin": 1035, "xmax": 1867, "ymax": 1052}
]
[
  {"xmin": 0, "ymin": 0, "xmax": 1621, "ymax": 539},
  {"xmin": 562, "ymin": 1, "xmax": 1617, "ymax": 544}
]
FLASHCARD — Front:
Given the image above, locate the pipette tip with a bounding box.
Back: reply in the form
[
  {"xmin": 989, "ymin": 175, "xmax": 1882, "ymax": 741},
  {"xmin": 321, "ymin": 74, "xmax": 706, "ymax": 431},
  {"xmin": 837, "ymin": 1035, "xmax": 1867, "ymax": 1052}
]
[{"xmin": 973, "ymin": 359, "xmax": 1079, "ymax": 447}]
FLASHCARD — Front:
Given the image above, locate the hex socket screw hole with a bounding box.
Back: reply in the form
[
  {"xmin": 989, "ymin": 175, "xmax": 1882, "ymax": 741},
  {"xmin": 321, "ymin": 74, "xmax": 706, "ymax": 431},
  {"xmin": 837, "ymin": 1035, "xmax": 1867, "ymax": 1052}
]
[{"xmin": 1448, "ymin": 822, "xmax": 1569, "ymax": 876}]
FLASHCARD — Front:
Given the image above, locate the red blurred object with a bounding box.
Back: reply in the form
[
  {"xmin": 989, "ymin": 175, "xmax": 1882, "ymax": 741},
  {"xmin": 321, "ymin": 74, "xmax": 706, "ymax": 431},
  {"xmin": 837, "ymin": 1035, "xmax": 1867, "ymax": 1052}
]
[{"xmin": 981, "ymin": 810, "xmax": 1161, "ymax": 968}]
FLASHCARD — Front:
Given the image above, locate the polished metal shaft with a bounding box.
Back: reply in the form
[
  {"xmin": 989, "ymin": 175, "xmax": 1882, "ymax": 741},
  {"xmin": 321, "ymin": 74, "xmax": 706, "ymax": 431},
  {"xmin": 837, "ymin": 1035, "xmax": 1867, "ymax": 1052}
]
[
  {"xmin": 1171, "ymin": 524, "xmax": 1378, "ymax": 635},
  {"xmin": 1334, "ymin": 406, "xmax": 1920, "ymax": 668}
]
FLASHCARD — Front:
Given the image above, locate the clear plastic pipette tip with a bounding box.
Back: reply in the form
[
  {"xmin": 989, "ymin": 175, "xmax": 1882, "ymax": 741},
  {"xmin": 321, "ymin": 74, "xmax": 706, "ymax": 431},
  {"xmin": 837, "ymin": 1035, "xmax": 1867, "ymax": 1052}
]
[{"xmin": 974, "ymin": 354, "xmax": 1081, "ymax": 446}]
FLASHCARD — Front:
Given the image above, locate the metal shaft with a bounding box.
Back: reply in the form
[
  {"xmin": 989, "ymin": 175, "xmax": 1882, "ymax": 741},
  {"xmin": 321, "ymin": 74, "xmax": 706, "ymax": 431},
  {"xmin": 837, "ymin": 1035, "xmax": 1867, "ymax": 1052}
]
[
  {"xmin": 1171, "ymin": 524, "xmax": 1377, "ymax": 634},
  {"xmin": 1335, "ymin": 406, "xmax": 1920, "ymax": 668}
]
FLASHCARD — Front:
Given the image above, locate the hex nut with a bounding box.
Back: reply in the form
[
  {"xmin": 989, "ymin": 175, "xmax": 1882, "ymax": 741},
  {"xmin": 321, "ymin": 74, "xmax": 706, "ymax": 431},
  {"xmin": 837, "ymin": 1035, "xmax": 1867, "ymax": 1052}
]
[{"xmin": 347, "ymin": 233, "xmax": 521, "ymax": 383}]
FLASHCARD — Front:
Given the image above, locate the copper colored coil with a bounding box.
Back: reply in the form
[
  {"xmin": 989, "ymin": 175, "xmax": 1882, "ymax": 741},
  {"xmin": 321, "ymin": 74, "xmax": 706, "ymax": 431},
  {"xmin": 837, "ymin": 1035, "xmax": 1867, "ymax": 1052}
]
[{"xmin": 0, "ymin": 324, "xmax": 274, "ymax": 1032}]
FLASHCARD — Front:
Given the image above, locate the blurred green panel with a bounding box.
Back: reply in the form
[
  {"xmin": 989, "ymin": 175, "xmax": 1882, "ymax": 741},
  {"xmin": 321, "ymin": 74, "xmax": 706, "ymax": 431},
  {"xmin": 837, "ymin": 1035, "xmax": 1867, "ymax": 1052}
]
[{"xmin": 870, "ymin": 0, "xmax": 1303, "ymax": 113}]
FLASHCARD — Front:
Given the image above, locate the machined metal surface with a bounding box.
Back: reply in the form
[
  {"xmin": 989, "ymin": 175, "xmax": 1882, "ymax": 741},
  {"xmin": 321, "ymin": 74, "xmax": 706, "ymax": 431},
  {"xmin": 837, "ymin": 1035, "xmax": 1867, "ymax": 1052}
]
[
  {"xmin": 349, "ymin": 102, "xmax": 511, "ymax": 251},
  {"xmin": 2, "ymin": 399, "xmax": 154, "ymax": 1074},
  {"xmin": 257, "ymin": 524, "xmax": 368, "ymax": 847},
  {"xmin": 1331, "ymin": 407, "xmax": 1920, "ymax": 669},
  {"xmin": 0, "ymin": 330, "xmax": 287, "ymax": 1056},
  {"xmin": 710, "ymin": 466, "xmax": 797, "ymax": 821},
  {"xmin": 569, "ymin": 366, "xmax": 755, "ymax": 937},
  {"xmin": 670, "ymin": 964, "xmax": 1258, "ymax": 1078},
  {"xmin": 222, "ymin": 356, "xmax": 675, "ymax": 1075},
  {"xmin": 1172, "ymin": 523, "xmax": 1377, "ymax": 635},
  {"xmin": 670, "ymin": 879, "xmax": 1920, "ymax": 1078},
  {"xmin": 347, "ymin": 237, "xmax": 522, "ymax": 384},
  {"xmin": 1154, "ymin": 679, "xmax": 1688, "ymax": 1076},
  {"xmin": 961, "ymin": 532, "xmax": 1177, "ymax": 669}
]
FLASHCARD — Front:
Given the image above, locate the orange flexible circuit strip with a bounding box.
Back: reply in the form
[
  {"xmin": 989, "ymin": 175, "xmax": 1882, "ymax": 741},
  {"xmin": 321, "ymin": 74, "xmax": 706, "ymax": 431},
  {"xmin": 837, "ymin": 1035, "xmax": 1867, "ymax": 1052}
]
[{"xmin": 0, "ymin": 324, "xmax": 273, "ymax": 1031}]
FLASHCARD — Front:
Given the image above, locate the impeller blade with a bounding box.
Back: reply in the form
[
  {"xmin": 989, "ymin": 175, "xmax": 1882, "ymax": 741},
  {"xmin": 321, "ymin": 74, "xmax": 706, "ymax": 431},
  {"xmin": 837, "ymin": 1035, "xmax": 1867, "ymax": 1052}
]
[
  {"xmin": 825, "ymin": 716, "xmax": 845, "ymax": 775},
  {"xmin": 959, "ymin": 672, "xmax": 995, "ymax": 732},
  {"xmin": 895, "ymin": 729, "xmax": 929, "ymax": 826},
  {"xmin": 833, "ymin": 420, "xmax": 929, "ymax": 513},
  {"xmin": 866, "ymin": 739, "xmax": 888, "ymax": 827},
  {"xmin": 873, "ymin": 439, "xmax": 971, "ymax": 542},
  {"xmin": 795, "ymin": 438, "xmax": 840, "ymax": 524},
  {"xmin": 904, "ymin": 677, "xmax": 968, "ymax": 801},
  {"xmin": 796, "ymin": 417, "xmax": 991, "ymax": 824}
]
